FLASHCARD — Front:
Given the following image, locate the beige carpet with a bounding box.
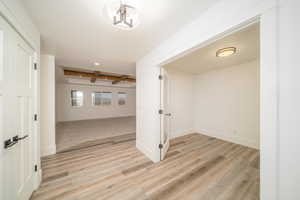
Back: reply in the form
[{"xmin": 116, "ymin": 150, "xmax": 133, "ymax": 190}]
[{"xmin": 56, "ymin": 116, "xmax": 136, "ymax": 152}]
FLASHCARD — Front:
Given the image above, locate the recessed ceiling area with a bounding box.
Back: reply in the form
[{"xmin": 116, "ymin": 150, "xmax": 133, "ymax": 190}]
[
  {"xmin": 164, "ymin": 23, "xmax": 260, "ymax": 74},
  {"xmin": 23, "ymin": 0, "xmax": 221, "ymax": 76}
]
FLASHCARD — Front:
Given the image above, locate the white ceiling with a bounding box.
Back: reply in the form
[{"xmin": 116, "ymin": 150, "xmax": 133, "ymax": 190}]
[
  {"xmin": 23, "ymin": 0, "xmax": 221, "ymax": 76},
  {"xmin": 164, "ymin": 23, "xmax": 260, "ymax": 74}
]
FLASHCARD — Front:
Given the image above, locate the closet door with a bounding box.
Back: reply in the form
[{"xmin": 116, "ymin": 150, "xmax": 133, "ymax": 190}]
[{"xmin": 1, "ymin": 15, "xmax": 36, "ymax": 200}]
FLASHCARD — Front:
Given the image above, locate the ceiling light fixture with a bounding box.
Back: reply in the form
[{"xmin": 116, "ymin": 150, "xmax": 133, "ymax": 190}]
[
  {"xmin": 104, "ymin": 0, "xmax": 139, "ymax": 30},
  {"xmin": 94, "ymin": 62, "xmax": 100, "ymax": 66},
  {"xmin": 216, "ymin": 47, "xmax": 237, "ymax": 57}
]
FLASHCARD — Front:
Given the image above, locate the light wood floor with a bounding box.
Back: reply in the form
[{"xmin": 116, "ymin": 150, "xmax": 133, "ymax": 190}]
[
  {"xmin": 31, "ymin": 133, "xmax": 259, "ymax": 200},
  {"xmin": 56, "ymin": 117, "xmax": 136, "ymax": 152}
]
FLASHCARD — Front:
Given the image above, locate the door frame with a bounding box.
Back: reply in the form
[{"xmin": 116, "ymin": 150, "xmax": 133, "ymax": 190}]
[
  {"xmin": 157, "ymin": 10, "xmax": 279, "ymax": 200},
  {"xmin": 0, "ymin": 3, "xmax": 41, "ymax": 199},
  {"xmin": 158, "ymin": 19, "xmax": 261, "ymax": 159}
]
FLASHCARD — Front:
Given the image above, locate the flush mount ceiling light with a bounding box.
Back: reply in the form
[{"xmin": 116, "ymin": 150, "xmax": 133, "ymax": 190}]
[
  {"xmin": 94, "ymin": 62, "xmax": 100, "ymax": 66},
  {"xmin": 216, "ymin": 47, "xmax": 237, "ymax": 57},
  {"xmin": 104, "ymin": 0, "xmax": 140, "ymax": 30}
]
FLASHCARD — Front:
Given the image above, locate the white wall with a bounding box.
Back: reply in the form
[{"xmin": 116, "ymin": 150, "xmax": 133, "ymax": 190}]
[
  {"xmin": 194, "ymin": 60, "xmax": 259, "ymax": 148},
  {"xmin": 0, "ymin": 0, "xmax": 40, "ymax": 48},
  {"xmin": 165, "ymin": 60, "xmax": 260, "ymax": 149},
  {"xmin": 136, "ymin": 0, "xmax": 276, "ymax": 164},
  {"xmin": 136, "ymin": 0, "xmax": 279, "ymax": 199},
  {"xmin": 278, "ymin": 0, "xmax": 300, "ymax": 199},
  {"xmin": 56, "ymin": 83, "xmax": 136, "ymax": 122},
  {"xmin": 40, "ymin": 55, "xmax": 56, "ymax": 156},
  {"xmin": 165, "ymin": 69, "xmax": 195, "ymax": 139},
  {"xmin": 0, "ymin": 83, "xmax": 3, "ymax": 200}
]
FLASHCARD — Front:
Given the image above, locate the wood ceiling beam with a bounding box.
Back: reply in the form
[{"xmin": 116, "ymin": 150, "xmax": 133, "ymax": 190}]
[
  {"xmin": 90, "ymin": 77, "xmax": 97, "ymax": 83},
  {"xmin": 112, "ymin": 75, "xmax": 128, "ymax": 85},
  {"xmin": 90, "ymin": 71, "xmax": 101, "ymax": 83},
  {"xmin": 64, "ymin": 70, "xmax": 136, "ymax": 83}
]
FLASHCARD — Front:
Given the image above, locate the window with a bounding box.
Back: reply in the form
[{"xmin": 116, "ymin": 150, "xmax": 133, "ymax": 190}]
[
  {"xmin": 118, "ymin": 92, "xmax": 127, "ymax": 105},
  {"xmin": 71, "ymin": 90, "xmax": 83, "ymax": 107},
  {"xmin": 92, "ymin": 92, "xmax": 112, "ymax": 106}
]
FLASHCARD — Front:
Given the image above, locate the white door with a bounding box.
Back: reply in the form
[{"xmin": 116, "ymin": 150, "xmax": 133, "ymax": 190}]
[
  {"xmin": 160, "ymin": 68, "xmax": 171, "ymax": 160},
  {"xmin": 1, "ymin": 16, "xmax": 37, "ymax": 200}
]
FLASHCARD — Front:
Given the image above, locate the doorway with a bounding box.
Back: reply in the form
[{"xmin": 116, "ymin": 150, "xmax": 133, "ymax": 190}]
[
  {"xmin": 54, "ymin": 67, "xmax": 137, "ymax": 153},
  {"xmin": 160, "ymin": 23, "xmax": 260, "ymax": 158},
  {"xmin": 159, "ymin": 22, "xmax": 261, "ymax": 198}
]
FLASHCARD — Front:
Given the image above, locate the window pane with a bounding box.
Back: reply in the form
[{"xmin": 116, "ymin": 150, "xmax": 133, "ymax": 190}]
[
  {"xmin": 118, "ymin": 92, "xmax": 126, "ymax": 105},
  {"xmin": 71, "ymin": 90, "xmax": 83, "ymax": 107},
  {"xmin": 92, "ymin": 92, "xmax": 112, "ymax": 106}
]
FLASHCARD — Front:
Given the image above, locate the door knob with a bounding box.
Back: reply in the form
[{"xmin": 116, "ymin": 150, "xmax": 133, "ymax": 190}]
[
  {"xmin": 3, "ymin": 135, "xmax": 28, "ymax": 149},
  {"xmin": 4, "ymin": 139, "xmax": 18, "ymax": 149},
  {"xmin": 13, "ymin": 135, "xmax": 29, "ymax": 142}
]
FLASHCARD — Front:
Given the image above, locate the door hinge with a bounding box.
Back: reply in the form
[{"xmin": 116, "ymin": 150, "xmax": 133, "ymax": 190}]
[
  {"xmin": 34, "ymin": 114, "xmax": 38, "ymax": 121},
  {"xmin": 34, "ymin": 165, "xmax": 38, "ymax": 172},
  {"xmin": 159, "ymin": 109, "xmax": 163, "ymax": 114},
  {"xmin": 159, "ymin": 144, "xmax": 163, "ymax": 149},
  {"xmin": 158, "ymin": 75, "xmax": 163, "ymax": 80},
  {"xmin": 34, "ymin": 63, "xmax": 38, "ymax": 70}
]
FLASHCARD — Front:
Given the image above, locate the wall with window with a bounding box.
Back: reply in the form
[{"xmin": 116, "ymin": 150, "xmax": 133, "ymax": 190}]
[{"xmin": 56, "ymin": 83, "xmax": 136, "ymax": 122}]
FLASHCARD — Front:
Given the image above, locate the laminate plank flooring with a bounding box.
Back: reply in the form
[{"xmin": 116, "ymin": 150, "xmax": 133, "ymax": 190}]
[
  {"xmin": 56, "ymin": 117, "xmax": 136, "ymax": 152},
  {"xmin": 31, "ymin": 133, "xmax": 259, "ymax": 200}
]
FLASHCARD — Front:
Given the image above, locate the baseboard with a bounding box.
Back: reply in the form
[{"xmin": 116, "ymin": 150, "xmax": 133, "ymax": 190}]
[
  {"xmin": 57, "ymin": 115, "xmax": 136, "ymax": 123},
  {"xmin": 171, "ymin": 129, "xmax": 195, "ymax": 139},
  {"xmin": 34, "ymin": 168, "xmax": 42, "ymax": 189},
  {"xmin": 41, "ymin": 144, "xmax": 56, "ymax": 157},
  {"xmin": 38, "ymin": 169, "xmax": 42, "ymax": 183},
  {"xmin": 196, "ymin": 129, "xmax": 259, "ymax": 149},
  {"xmin": 136, "ymin": 142, "xmax": 160, "ymax": 163}
]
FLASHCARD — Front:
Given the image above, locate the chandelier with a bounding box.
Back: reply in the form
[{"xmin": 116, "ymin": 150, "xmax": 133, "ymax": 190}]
[{"xmin": 104, "ymin": 0, "xmax": 139, "ymax": 30}]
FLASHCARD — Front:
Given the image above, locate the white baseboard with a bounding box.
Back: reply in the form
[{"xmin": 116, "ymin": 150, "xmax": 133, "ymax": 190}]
[
  {"xmin": 171, "ymin": 129, "xmax": 195, "ymax": 139},
  {"xmin": 33, "ymin": 168, "xmax": 42, "ymax": 198},
  {"xmin": 136, "ymin": 142, "xmax": 160, "ymax": 163},
  {"xmin": 196, "ymin": 129, "xmax": 259, "ymax": 149},
  {"xmin": 38, "ymin": 169, "xmax": 42, "ymax": 183},
  {"xmin": 41, "ymin": 144, "xmax": 56, "ymax": 157},
  {"xmin": 34, "ymin": 168, "xmax": 42, "ymax": 189}
]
